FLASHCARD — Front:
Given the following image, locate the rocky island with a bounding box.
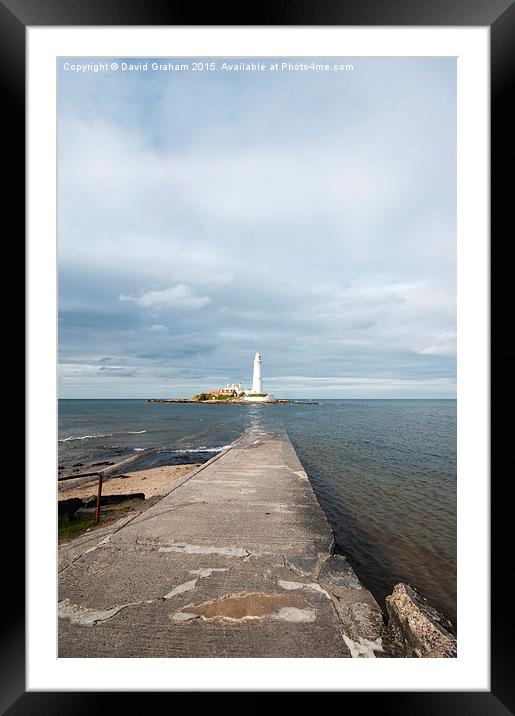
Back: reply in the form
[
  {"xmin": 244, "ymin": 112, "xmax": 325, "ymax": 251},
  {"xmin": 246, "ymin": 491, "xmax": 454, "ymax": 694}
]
[{"xmin": 149, "ymin": 352, "xmax": 299, "ymax": 404}]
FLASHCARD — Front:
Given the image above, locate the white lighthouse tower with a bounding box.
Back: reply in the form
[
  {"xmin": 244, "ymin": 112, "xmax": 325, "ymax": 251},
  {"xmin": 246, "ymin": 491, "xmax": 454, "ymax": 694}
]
[
  {"xmin": 244, "ymin": 352, "xmax": 275, "ymax": 402},
  {"xmin": 252, "ymin": 352, "xmax": 263, "ymax": 393}
]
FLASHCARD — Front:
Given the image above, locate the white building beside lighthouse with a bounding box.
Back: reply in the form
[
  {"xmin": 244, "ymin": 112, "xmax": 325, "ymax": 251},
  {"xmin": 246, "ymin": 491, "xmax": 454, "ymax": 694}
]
[{"xmin": 244, "ymin": 352, "xmax": 276, "ymax": 402}]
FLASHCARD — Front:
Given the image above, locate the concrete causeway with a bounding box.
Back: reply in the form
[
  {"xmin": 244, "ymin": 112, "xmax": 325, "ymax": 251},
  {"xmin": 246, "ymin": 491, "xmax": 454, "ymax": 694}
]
[{"xmin": 58, "ymin": 426, "xmax": 385, "ymax": 657}]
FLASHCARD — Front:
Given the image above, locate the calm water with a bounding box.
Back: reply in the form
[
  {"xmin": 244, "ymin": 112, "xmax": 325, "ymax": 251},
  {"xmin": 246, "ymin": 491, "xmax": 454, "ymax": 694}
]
[{"xmin": 58, "ymin": 399, "xmax": 456, "ymax": 624}]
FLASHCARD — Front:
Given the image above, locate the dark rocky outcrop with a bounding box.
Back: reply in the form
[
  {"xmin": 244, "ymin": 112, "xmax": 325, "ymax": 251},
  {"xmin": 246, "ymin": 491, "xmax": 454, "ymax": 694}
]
[
  {"xmin": 58, "ymin": 498, "xmax": 86, "ymax": 517},
  {"xmin": 58, "ymin": 493, "xmax": 145, "ymax": 517},
  {"xmin": 99, "ymin": 493, "xmax": 145, "ymax": 505},
  {"xmin": 384, "ymin": 583, "xmax": 457, "ymax": 658}
]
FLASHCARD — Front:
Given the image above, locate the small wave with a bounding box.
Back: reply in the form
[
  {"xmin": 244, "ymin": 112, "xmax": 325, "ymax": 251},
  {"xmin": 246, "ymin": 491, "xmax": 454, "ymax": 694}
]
[
  {"xmin": 59, "ymin": 433, "xmax": 113, "ymax": 442},
  {"xmin": 173, "ymin": 445, "xmax": 230, "ymax": 454},
  {"xmin": 133, "ymin": 448, "xmax": 145, "ymax": 452},
  {"xmin": 59, "ymin": 429, "xmax": 147, "ymax": 443}
]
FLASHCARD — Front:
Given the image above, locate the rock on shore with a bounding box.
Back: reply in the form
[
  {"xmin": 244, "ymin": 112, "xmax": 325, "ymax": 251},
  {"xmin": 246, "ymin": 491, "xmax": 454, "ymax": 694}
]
[{"xmin": 384, "ymin": 583, "xmax": 457, "ymax": 658}]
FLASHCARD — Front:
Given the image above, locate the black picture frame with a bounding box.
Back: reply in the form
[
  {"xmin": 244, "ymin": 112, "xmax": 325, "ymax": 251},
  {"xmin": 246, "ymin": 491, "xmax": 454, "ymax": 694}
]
[{"xmin": 7, "ymin": 0, "xmax": 509, "ymax": 710}]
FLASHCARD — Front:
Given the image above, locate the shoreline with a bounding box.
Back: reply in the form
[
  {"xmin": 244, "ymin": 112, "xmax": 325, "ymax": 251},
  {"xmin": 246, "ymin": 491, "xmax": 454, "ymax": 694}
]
[{"xmin": 58, "ymin": 462, "xmax": 202, "ymax": 501}]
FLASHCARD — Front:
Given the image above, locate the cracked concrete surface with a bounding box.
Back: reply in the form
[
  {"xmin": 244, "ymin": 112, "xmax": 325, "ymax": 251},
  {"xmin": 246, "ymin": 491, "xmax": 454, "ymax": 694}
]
[
  {"xmin": 157, "ymin": 543, "xmax": 250, "ymax": 557},
  {"xmin": 58, "ymin": 427, "xmax": 384, "ymax": 657},
  {"xmin": 164, "ymin": 579, "xmax": 199, "ymax": 598},
  {"xmin": 175, "ymin": 592, "xmax": 311, "ymax": 621},
  {"xmin": 190, "ymin": 568, "xmax": 229, "ymax": 578}
]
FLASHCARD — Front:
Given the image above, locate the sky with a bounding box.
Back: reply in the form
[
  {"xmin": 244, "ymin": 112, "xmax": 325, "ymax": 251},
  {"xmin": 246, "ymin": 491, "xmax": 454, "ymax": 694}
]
[{"xmin": 58, "ymin": 57, "xmax": 456, "ymax": 399}]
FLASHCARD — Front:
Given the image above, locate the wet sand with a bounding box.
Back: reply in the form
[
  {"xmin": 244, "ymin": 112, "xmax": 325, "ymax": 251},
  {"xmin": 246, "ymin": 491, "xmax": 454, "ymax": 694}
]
[{"xmin": 58, "ymin": 463, "xmax": 202, "ymax": 501}]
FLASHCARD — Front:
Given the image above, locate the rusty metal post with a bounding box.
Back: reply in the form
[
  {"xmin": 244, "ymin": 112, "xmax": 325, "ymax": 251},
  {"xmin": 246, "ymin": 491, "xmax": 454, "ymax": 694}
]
[{"xmin": 95, "ymin": 474, "xmax": 103, "ymax": 524}]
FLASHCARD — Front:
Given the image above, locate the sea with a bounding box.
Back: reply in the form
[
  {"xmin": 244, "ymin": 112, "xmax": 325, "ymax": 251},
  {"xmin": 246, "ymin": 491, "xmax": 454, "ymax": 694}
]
[{"xmin": 58, "ymin": 398, "xmax": 457, "ymax": 625}]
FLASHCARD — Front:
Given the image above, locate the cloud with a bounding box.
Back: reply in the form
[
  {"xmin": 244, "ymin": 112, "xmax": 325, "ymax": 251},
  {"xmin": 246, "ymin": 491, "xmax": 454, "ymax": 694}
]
[
  {"xmin": 59, "ymin": 363, "xmax": 137, "ymax": 378},
  {"xmin": 119, "ymin": 284, "xmax": 211, "ymax": 310},
  {"xmin": 417, "ymin": 330, "xmax": 457, "ymax": 356},
  {"xmin": 58, "ymin": 57, "xmax": 456, "ymax": 398},
  {"xmin": 98, "ymin": 366, "xmax": 137, "ymax": 377}
]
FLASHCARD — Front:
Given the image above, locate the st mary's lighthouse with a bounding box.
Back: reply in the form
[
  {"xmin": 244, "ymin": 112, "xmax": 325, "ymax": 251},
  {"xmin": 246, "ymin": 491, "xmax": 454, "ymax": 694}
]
[
  {"xmin": 252, "ymin": 352, "xmax": 263, "ymax": 393},
  {"xmin": 244, "ymin": 352, "xmax": 276, "ymax": 402}
]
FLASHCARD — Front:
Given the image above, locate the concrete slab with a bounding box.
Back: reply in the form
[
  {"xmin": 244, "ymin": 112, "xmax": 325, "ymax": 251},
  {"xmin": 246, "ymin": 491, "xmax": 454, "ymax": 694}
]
[{"xmin": 58, "ymin": 427, "xmax": 384, "ymax": 657}]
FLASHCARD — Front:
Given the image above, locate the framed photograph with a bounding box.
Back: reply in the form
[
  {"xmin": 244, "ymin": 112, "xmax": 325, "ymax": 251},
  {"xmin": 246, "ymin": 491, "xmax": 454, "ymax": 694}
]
[{"xmin": 9, "ymin": 0, "xmax": 509, "ymax": 709}]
